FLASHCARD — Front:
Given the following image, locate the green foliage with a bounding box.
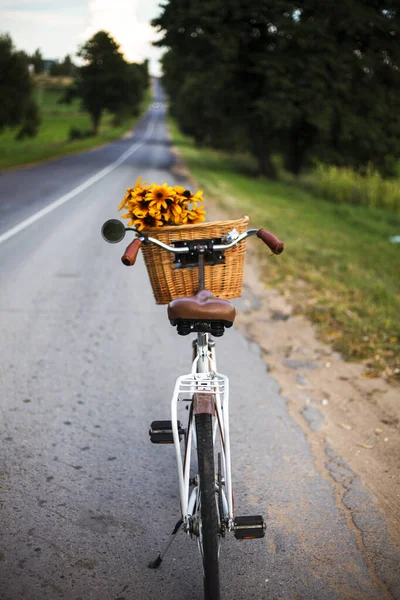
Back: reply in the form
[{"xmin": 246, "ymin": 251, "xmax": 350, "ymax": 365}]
[
  {"xmin": 309, "ymin": 164, "xmax": 400, "ymax": 212},
  {"xmin": 30, "ymin": 48, "xmax": 44, "ymax": 74},
  {"xmin": 49, "ymin": 55, "xmax": 76, "ymax": 77},
  {"xmin": 14, "ymin": 97, "xmax": 41, "ymax": 140},
  {"xmin": 125, "ymin": 61, "xmax": 149, "ymax": 117},
  {"xmin": 154, "ymin": 1, "xmax": 400, "ymax": 179},
  {"xmin": 68, "ymin": 126, "xmax": 93, "ymax": 141},
  {"xmin": 64, "ymin": 31, "xmax": 149, "ymax": 133},
  {"xmin": 0, "ymin": 34, "xmax": 40, "ymax": 139}
]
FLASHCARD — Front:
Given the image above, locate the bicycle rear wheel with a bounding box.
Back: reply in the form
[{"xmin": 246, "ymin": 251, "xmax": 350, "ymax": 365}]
[{"xmin": 196, "ymin": 413, "xmax": 220, "ymax": 600}]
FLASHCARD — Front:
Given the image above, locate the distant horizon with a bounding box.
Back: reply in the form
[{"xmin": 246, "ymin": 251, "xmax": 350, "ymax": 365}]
[{"xmin": 0, "ymin": 0, "xmax": 164, "ymax": 76}]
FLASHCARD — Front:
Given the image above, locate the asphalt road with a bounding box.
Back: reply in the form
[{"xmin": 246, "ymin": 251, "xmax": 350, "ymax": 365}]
[{"xmin": 0, "ymin": 81, "xmax": 399, "ymax": 600}]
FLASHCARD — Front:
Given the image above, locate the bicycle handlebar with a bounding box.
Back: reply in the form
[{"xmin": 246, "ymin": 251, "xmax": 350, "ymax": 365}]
[
  {"xmin": 142, "ymin": 230, "xmax": 252, "ymax": 254},
  {"xmin": 121, "ymin": 238, "xmax": 142, "ymax": 266},
  {"xmin": 120, "ymin": 227, "xmax": 284, "ymax": 265},
  {"xmin": 256, "ymin": 229, "xmax": 284, "ymax": 254},
  {"xmin": 141, "ymin": 228, "xmax": 284, "ymax": 254}
]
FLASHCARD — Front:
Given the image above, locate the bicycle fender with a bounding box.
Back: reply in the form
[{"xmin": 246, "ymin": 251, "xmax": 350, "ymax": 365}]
[{"xmin": 193, "ymin": 392, "xmax": 215, "ymax": 415}]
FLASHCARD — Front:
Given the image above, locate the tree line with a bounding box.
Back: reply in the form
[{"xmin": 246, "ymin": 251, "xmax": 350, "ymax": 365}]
[
  {"xmin": 153, "ymin": 1, "xmax": 400, "ymax": 178},
  {"xmin": 29, "ymin": 48, "xmax": 76, "ymax": 76},
  {"xmin": 0, "ymin": 31, "xmax": 149, "ymax": 140}
]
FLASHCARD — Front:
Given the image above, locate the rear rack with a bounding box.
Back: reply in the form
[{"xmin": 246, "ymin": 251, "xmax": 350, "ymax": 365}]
[{"xmin": 175, "ymin": 372, "xmax": 228, "ymax": 402}]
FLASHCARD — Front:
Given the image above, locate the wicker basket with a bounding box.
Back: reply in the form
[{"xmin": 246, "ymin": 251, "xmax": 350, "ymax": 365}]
[{"xmin": 141, "ymin": 217, "xmax": 249, "ymax": 304}]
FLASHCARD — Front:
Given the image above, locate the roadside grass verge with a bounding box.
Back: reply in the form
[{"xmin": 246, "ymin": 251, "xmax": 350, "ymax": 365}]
[
  {"xmin": 169, "ymin": 119, "xmax": 400, "ymax": 382},
  {"xmin": 301, "ymin": 164, "xmax": 400, "ymax": 212},
  {"xmin": 0, "ymin": 85, "xmax": 151, "ymax": 171}
]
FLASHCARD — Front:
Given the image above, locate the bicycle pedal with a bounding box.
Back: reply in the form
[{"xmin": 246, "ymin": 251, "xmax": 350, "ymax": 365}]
[
  {"xmin": 234, "ymin": 515, "xmax": 266, "ymax": 539},
  {"xmin": 149, "ymin": 420, "xmax": 185, "ymax": 444}
]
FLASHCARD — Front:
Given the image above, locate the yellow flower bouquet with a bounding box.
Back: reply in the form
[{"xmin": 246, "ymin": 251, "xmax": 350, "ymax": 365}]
[{"xmin": 118, "ymin": 176, "xmax": 206, "ymax": 231}]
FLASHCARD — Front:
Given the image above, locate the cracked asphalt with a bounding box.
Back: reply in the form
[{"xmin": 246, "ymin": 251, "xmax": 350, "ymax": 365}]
[{"xmin": 0, "ymin": 80, "xmax": 399, "ymax": 600}]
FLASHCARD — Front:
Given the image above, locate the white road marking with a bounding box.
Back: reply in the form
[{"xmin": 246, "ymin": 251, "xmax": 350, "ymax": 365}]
[{"xmin": 0, "ymin": 117, "xmax": 157, "ymax": 245}]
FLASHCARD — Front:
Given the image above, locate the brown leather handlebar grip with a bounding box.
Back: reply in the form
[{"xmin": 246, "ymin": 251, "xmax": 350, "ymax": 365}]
[
  {"xmin": 257, "ymin": 229, "xmax": 284, "ymax": 254},
  {"xmin": 121, "ymin": 239, "xmax": 142, "ymax": 266}
]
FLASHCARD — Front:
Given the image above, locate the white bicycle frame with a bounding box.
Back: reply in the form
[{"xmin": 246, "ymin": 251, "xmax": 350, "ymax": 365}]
[{"xmin": 171, "ymin": 332, "xmax": 234, "ymax": 534}]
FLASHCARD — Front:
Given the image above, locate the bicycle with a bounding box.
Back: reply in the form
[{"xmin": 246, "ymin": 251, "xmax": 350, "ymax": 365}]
[{"xmin": 101, "ymin": 218, "xmax": 284, "ymax": 600}]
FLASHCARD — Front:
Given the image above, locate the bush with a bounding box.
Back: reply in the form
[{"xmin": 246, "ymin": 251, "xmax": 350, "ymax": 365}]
[
  {"xmin": 15, "ymin": 98, "xmax": 41, "ymax": 140},
  {"xmin": 311, "ymin": 164, "xmax": 400, "ymax": 212},
  {"xmin": 68, "ymin": 126, "xmax": 93, "ymax": 141}
]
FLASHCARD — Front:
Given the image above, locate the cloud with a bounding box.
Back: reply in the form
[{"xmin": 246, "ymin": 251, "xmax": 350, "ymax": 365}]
[
  {"xmin": 1, "ymin": 9, "xmax": 83, "ymax": 27},
  {"xmin": 1, "ymin": 0, "xmax": 55, "ymax": 7},
  {"xmin": 0, "ymin": 7, "xmax": 86, "ymax": 58},
  {"xmin": 85, "ymin": 0, "xmax": 163, "ymax": 75}
]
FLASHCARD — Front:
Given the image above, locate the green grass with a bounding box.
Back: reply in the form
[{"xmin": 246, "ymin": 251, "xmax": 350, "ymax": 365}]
[
  {"xmin": 34, "ymin": 86, "xmax": 82, "ymax": 114},
  {"xmin": 0, "ymin": 85, "xmax": 151, "ymax": 170},
  {"xmin": 169, "ymin": 119, "xmax": 400, "ymax": 381},
  {"xmin": 301, "ymin": 163, "xmax": 400, "ymax": 212}
]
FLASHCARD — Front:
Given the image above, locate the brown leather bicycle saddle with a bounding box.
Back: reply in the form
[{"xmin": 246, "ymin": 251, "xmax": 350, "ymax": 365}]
[{"xmin": 168, "ymin": 290, "xmax": 236, "ymax": 324}]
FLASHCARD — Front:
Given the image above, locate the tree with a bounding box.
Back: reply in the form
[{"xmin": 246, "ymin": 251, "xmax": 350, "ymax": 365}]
[
  {"xmin": 0, "ymin": 34, "xmax": 40, "ymax": 139},
  {"xmin": 15, "ymin": 97, "xmax": 41, "ymax": 140},
  {"xmin": 64, "ymin": 31, "xmax": 148, "ymax": 133},
  {"xmin": 30, "ymin": 48, "xmax": 44, "ymax": 74},
  {"xmin": 125, "ymin": 60, "xmax": 150, "ymax": 117},
  {"xmin": 310, "ymin": 2, "xmax": 400, "ymax": 175},
  {"xmin": 62, "ymin": 54, "xmax": 75, "ymax": 76},
  {"xmin": 153, "ymin": 1, "xmax": 400, "ymax": 178}
]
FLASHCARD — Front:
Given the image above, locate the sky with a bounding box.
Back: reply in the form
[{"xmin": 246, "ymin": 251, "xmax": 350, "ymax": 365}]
[{"xmin": 0, "ymin": 0, "xmax": 165, "ymax": 75}]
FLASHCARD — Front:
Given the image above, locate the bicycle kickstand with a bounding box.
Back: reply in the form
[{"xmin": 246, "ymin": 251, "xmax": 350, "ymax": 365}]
[{"xmin": 148, "ymin": 517, "xmax": 184, "ymax": 569}]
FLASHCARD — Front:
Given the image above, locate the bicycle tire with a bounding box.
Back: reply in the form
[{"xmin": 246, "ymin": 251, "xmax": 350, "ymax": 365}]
[{"xmin": 196, "ymin": 413, "xmax": 220, "ymax": 600}]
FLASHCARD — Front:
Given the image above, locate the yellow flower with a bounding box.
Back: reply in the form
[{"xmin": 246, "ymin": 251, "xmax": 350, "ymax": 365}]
[
  {"xmin": 147, "ymin": 183, "xmax": 175, "ymax": 211},
  {"xmin": 165, "ymin": 197, "xmax": 187, "ymax": 224},
  {"xmin": 191, "ymin": 190, "xmax": 204, "ymax": 203},
  {"xmin": 173, "ymin": 185, "xmax": 189, "ymax": 198},
  {"xmin": 118, "ymin": 189, "xmax": 133, "ymax": 211},
  {"xmin": 132, "ymin": 214, "xmax": 164, "ymax": 231},
  {"xmin": 181, "ymin": 204, "xmax": 206, "ymax": 225},
  {"xmin": 131, "ymin": 196, "xmax": 151, "ymax": 216},
  {"xmin": 119, "ymin": 197, "xmax": 148, "ymax": 221},
  {"xmin": 118, "ymin": 177, "xmax": 149, "ymax": 211},
  {"xmin": 173, "ymin": 187, "xmax": 204, "ymax": 203},
  {"xmin": 134, "ymin": 175, "xmax": 148, "ymax": 189}
]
